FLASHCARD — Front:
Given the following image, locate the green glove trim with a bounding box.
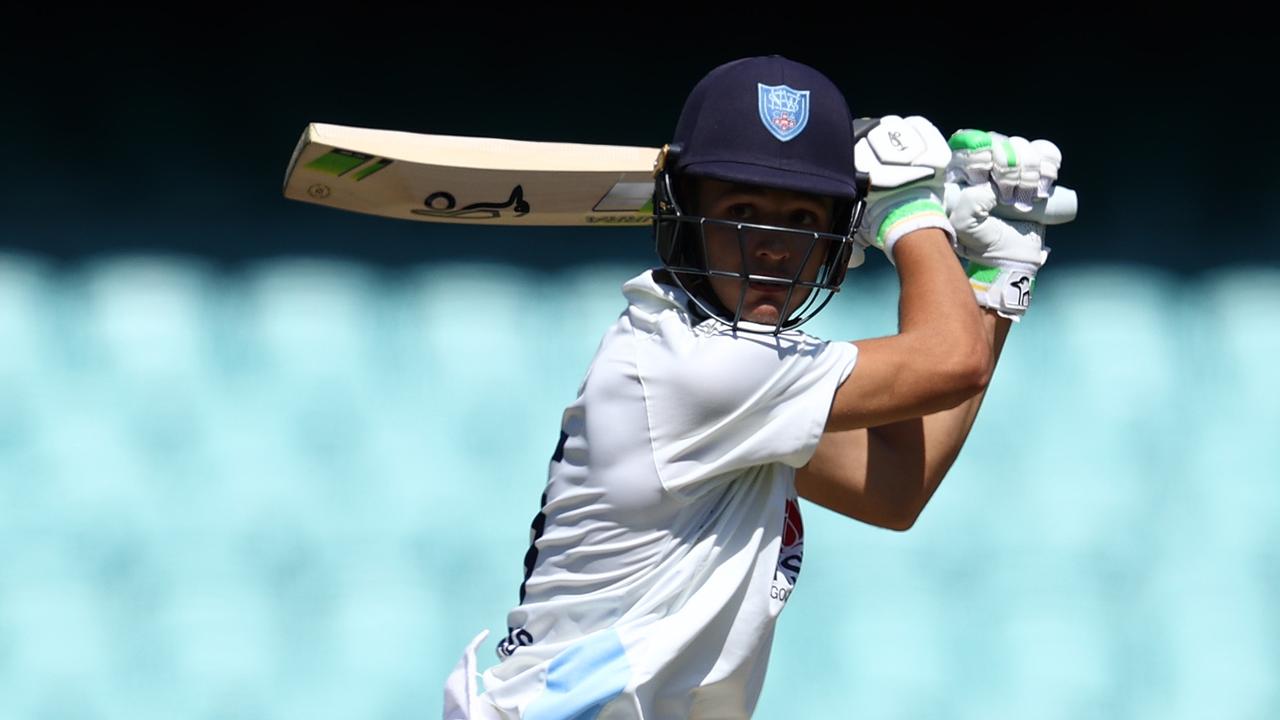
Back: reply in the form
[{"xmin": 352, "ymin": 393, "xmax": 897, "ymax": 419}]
[
  {"xmin": 948, "ymin": 130, "xmax": 991, "ymax": 151},
  {"xmin": 877, "ymin": 199, "xmax": 947, "ymax": 247},
  {"xmin": 1001, "ymin": 137, "xmax": 1018, "ymax": 167},
  {"xmin": 967, "ymin": 263, "xmax": 1001, "ymax": 284}
]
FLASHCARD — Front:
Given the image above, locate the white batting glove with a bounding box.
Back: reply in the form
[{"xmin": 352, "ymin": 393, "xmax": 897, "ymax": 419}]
[
  {"xmin": 947, "ymin": 130, "xmax": 1061, "ymax": 211},
  {"xmin": 852, "ymin": 115, "xmax": 955, "ymax": 266},
  {"xmin": 945, "ymin": 129, "xmax": 1068, "ymax": 321}
]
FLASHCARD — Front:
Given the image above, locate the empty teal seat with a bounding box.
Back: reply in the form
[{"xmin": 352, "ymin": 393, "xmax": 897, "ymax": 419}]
[
  {"xmin": 1198, "ymin": 267, "xmax": 1280, "ymax": 392},
  {"xmin": 54, "ymin": 256, "xmax": 226, "ymax": 487},
  {"xmin": 67, "ymin": 255, "xmax": 220, "ymax": 380},
  {"xmin": 536, "ymin": 262, "xmax": 633, "ymax": 390},
  {"xmin": 0, "ymin": 565, "xmax": 118, "ymax": 718},
  {"xmin": 389, "ymin": 263, "xmax": 569, "ymax": 478},
  {"xmin": 0, "ymin": 253, "xmax": 62, "ymax": 379},
  {"xmin": 1159, "ymin": 268, "xmax": 1280, "ymax": 562},
  {"xmin": 0, "ymin": 254, "xmax": 64, "ymax": 472},
  {"xmin": 1191, "ymin": 267, "xmax": 1280, "ymax": 440},
  {"xmin": 231, "ymin": 257, "xmax": 387, "ymax": 382}
]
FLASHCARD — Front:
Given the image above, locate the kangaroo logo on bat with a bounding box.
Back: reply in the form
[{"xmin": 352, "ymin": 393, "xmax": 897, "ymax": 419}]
[{"xmin": 411, "ymin": 186, "xmax": 531, "ymax": 220}]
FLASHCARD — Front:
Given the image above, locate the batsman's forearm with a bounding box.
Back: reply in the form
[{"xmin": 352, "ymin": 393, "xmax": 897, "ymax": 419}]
[
  {"xmin": 920, "ymin": 308, "xmax": 1010, "ymax": 480},
  {"xmin": 892, "ymin": 229, "xmax": 993, "ymax": 394},
  {"xmin": 894, "ymin": 230, "xmax": 983, "ymax": 335},
  {"xmin": 872, "ymin": 308, "xmax": 1011, "ymax": 516}
]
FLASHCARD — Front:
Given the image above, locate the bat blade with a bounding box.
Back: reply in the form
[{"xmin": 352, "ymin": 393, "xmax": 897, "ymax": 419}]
[{"xmin": 283, "ymin": 123, "xmax": 662, "ymax": 226}]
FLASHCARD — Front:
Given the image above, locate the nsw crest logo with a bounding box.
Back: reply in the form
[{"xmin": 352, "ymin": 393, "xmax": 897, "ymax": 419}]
[{"xmin": 757, "ymin": 83, "xmax": 810, "ymax": 142}]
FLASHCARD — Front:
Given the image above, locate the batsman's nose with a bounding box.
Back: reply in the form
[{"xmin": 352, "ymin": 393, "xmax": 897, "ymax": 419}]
[{"xmin": 747, "ymin": 229, "xmax": 793, "ymax": 261}]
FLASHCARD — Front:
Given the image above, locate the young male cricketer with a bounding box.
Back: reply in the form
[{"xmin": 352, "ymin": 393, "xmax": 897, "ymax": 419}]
[{"xmin": 444, "ymin": 54, "xmax": 1068, "ymax": 720}]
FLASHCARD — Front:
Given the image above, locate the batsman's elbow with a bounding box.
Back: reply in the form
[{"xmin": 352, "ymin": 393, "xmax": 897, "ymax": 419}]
[
  {"xmin": 934, "ymin": 346, "xmax": 992, "ymax": 410},
  {"xmin": 879, "ymin": 485, "xmax": 935, "ymax": 533},
  {"xmin": 959, "ymin": 328, "xmax": 995, "ymax": 391},
  {"xmin": 880, "ymin": 512, "xmax": 919, "ymax": 533},
  {"xmin": 963, "ymin": 347, "xmax": 994, "ymax": 397}
]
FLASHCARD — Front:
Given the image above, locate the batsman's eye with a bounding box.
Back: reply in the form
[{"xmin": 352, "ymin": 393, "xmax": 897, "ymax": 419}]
[{"xmin": 790, "ymin": 209, "xmax": 820, "ymax": 227}]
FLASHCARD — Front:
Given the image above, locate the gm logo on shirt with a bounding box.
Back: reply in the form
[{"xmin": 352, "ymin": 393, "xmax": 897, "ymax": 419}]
[{"xmin": 771, "ymin": 498, "xmax": 805, "ymax": 604}]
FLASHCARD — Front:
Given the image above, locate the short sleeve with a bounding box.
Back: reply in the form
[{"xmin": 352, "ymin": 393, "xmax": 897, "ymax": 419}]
[{"xmin": 635, "ymin": 322, "xmax": 858, "ymax": 497}]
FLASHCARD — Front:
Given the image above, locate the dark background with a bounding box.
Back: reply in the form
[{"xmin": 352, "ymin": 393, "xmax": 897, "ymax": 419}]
[{"xmin": 3, "ymin": 17, "xmax": 1272, "ymax": 273}]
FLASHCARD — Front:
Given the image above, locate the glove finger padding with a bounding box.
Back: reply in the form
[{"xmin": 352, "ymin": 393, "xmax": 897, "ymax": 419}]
[
  {"xmin": 945, "ymin": 129, "xmax": 995, "ymax": 187},
  {"xmin": 948, "ymin": 130, "xmax": 1061, "ymax": 210},
  {"xmin": 853, "ymin": 115, "xmax": 955, "ymax": 265},
  {"xmin": 991, "ymin": 135, "xmax": 1042, "ymax": 212},
  {"xmin": 1031, "ymin": 139, "xmax": 1061, "ymax": 199}
]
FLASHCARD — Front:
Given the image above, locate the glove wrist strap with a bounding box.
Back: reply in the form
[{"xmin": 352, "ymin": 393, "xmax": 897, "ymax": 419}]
[
  {"xmin": 966, "ymin": 260, "xmax": 1038, "ymax": 322},
  {"xmin": 871, "ymin": 197, "xmax": 954, "ymax": 265}
]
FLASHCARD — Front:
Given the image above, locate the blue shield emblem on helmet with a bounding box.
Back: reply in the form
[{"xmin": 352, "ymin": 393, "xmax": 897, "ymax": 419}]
[{"xmin": 757, "ymin": 83, "xmax": 810, "ymax": 142}]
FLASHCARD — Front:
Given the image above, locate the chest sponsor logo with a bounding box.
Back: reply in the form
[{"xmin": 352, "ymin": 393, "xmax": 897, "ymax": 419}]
[{"xmin": 772, "ymin": 498, "xmax": 805, "ymax": 604}]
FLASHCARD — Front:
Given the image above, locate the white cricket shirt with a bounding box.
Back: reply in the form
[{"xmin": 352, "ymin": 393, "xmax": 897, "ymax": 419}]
[{"xmin": 445, "ymin": 269, "xmax": 858, "ymax": 720}]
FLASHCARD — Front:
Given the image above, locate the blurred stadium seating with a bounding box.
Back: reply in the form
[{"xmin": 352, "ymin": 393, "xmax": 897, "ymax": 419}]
[{"xmin": 1, "ymin": 251, "xmax": 1276, "ymax": 719}]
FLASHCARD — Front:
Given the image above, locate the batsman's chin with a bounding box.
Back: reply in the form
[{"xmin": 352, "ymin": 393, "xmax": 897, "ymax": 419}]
[
  {"xmin": 708, "ymin": 278, "xmax": 804, "ymax": 327},
  {"xmin": 740, "ymin": 299, "xmax": 784, "ymax": 326},
  {"xmin": 738, "ymin": 285, "xmax": 814, "ymax": 325}
]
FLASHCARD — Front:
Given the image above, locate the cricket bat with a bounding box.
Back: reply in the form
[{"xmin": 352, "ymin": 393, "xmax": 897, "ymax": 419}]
[
  {"xmin": 283, "ymin": 122, "xmax": 1077, "ymax": 227},
  {"xmin": 283, "ymin": 123, "xmax": 660, "ymax": 227}
]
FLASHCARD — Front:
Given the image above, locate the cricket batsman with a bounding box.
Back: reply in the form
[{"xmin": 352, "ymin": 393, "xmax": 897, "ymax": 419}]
[{"xmin": 444, "ymin": 54, "xmax": 1072, "ymax": 719}]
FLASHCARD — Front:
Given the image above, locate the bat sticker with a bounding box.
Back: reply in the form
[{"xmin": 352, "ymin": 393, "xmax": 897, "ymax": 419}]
[
  {"xmin": 410, "ymin": 186, "xmax": 531, "ymax": 220},
  {"xmin": 350, "ymin": 158, "xmax": 393, "ymax": 181},
  {"xmin": 305, "ymin": 148, "xmax": 392, "ymax": 180}
]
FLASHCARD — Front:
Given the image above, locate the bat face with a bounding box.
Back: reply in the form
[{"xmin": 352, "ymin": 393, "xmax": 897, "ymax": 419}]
[{"xmin": 283, "ymin": 124, "xmax": 662, "ymax": 227}]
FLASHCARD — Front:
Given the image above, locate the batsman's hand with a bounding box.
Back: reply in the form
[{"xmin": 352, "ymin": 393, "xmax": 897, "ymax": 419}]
[
  {"xmin": 947, "ymin": 130, "xmax": 1061, "ymax": 211},
  {"xmin": 851, "ymin": 115, "xmax": 955, "ymax": 266},
  {"xmin": 944, "ymin": 129, "xmax": 1070, "ymax": 321}
]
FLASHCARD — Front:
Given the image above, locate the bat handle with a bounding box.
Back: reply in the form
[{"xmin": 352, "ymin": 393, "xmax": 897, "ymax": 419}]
[{"xmin": 944, "ymin": 182, "xmax": 1078, "ymax": 225}]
